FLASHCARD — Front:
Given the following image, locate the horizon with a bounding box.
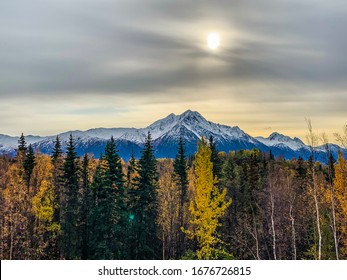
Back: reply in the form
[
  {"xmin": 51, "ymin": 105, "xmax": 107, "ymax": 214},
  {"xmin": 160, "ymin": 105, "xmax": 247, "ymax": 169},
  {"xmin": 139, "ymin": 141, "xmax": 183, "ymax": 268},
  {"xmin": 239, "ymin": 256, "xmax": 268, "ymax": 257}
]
[{"xmin": 0, "ymin": 109, "xmax": 342, "ymax": 146}]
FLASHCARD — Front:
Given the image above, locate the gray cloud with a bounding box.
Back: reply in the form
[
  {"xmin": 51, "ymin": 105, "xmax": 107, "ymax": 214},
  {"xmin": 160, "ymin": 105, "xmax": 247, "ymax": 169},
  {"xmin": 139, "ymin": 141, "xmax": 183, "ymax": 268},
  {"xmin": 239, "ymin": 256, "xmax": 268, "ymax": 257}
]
[{"xmin": 0, "ymin": 0, "xmax": 346, "ymax": 136}]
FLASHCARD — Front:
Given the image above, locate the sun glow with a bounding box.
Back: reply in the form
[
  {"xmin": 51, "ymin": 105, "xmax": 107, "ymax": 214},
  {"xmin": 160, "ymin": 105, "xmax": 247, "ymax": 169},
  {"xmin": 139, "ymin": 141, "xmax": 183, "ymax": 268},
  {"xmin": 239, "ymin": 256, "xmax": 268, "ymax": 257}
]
[{"xmin": 207, "ymin": 32, "xmax": 221, "ymax": 50}]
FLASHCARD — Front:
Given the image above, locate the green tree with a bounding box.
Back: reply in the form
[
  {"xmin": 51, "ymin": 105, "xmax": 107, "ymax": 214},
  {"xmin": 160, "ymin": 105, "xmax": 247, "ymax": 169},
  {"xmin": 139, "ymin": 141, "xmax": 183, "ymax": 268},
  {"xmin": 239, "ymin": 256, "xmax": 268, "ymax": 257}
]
[
  {"xmin": 23, "ymin": 144, "xmax": 35, "ymax": 188},
  {"xmin": 103, "ymin": 136, "xmax": 126, "ymax": 259},
  {"xmin": 51, "ymin": 136, "xmax": 63, "ymax": 165},
  {"xmin": 17, "ymin": 133, "xmax": 27, "ymax": 156},
  {"xmin": 134, "ymin": 132, "xmax": 159, "ymax": 259},
  {"xmin": 173, "ymin": 136, "xmax": 188, "ymax": 257},
  {"xmin": 79, "ymin": 154, "xmax": 90, "ymax": 259},
  {"xmin": 88, "ymin": 137, "xmax": 126, "ymax": 259},
  {"xmin": 60, "ymin": 134, "xmax": 79, "ymax": 259},
  {"xmin": 209, "ymin": 136, "xmax": 222, "ymax": 180},
  {"xmin": 50, "ymin": 136, "xmax": 64, "ymax": 259},
  {"xmin": 125, "ymin": 150, "xmax": 139, "ymax": 258}
]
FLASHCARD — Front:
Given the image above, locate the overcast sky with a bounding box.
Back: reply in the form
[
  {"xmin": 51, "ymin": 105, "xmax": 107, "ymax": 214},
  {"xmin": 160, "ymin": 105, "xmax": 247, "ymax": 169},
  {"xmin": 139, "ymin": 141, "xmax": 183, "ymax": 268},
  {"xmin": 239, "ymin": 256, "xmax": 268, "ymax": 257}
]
[{"xmin": 1, "ymin": 0, "xmax": 346, "ymax": 140}]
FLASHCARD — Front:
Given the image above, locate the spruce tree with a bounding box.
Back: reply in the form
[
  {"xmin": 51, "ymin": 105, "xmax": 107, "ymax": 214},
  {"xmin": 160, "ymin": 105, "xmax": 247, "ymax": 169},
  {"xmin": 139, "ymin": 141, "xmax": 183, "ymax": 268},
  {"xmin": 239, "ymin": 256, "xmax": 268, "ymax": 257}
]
[
  {"xmin": 126, "ymin": 150, "xmax": 137, "ymax": 189},
  {"xmin": 61, "ymin": 134, "xmax": 79, "ymax": 259},
  {"xmin": 17, "ymin": 133, "xmax": 27, "ymax": 155},
  {"xmin": 103, "ymin": 136, "xmax": 126, "ymax": 259},
  {"xmin": 88, "ymin": 137, "xmax": 126, "ymax": 259},
  {"xmin": 173, "ymin": 136, "xmax": 188, "ymax": 257},
  {"xmin": 209, "ymin": 136, "xmax": 222, "ymax": 180},
  {"xmin": 17, "ymin": 133, "xmax": 27, "ymax": 166},
  {"xmin": 23, "ymin": 144, "xmax": 35, "ymax": 188},
  {"xmin": 104, "ymin": 136, "xmax": 124, "ymax": 190},
  {"xmin": 51, "ymin": 136, "xmax": 64, "ymax": 259},
  {"xmin": 79, "ymin": 154, "xmax": 90, "ymax": 259},
  {"xmin": 135, "ymin": 132, "xmax": 159, "ymax": 259},
  {"xmin": 51, "ymin": 136, "xmax": 63, "ymax": 165},
  {"xmin": 126, "ymin": 150, "xmax": 138, "ymax": 259}
]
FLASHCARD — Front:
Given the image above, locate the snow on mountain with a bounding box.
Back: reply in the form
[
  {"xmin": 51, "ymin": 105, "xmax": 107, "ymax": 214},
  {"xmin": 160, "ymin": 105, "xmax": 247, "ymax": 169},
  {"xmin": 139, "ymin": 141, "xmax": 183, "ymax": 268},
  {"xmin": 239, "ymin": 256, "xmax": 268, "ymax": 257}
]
[
  {"xmin": 256, "ymin": 132, "xmax": 308, "ymax": 151},
  {"xmin": 0, "ymin": 134, "xmax": 45, "ymax": 149},
  {"xmin": 0, "ymin": 110, "xmax": 345, "ymax": 162}
]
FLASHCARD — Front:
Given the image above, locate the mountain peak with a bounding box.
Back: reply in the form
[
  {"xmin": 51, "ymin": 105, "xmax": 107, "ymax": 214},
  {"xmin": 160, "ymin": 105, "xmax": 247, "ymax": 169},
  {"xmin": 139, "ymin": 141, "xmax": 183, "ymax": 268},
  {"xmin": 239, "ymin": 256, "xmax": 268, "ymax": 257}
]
[
  {"xmin": 181, "ymin": 109, "xmax": 201, "ymax": 116},
  {"xmin": 255, "ymin": 131, "xmax": 307, "ymax": 151},
  {"xmin": 178, "ymin": 110, "xmax": 207, "ymax": 123},
  {"xmin": 269, "ymin": 132, "xmax": 290, "ymax": 141}
]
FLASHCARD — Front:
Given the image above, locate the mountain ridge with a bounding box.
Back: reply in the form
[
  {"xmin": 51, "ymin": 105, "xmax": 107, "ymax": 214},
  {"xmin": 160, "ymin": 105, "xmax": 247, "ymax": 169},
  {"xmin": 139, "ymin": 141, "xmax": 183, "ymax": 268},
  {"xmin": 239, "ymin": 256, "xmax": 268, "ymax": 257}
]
[{"xmin": 0, "ymin": 110, "xmax": 345, "ymax": 162}]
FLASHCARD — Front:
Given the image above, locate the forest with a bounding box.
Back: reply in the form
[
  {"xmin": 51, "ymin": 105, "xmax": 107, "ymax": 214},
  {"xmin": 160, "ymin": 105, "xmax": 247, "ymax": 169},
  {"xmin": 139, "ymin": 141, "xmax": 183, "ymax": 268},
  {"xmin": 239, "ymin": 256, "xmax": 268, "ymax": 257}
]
[{"xmin": 1, "ymin": 126, "xmax": 347, "ymax": 260}]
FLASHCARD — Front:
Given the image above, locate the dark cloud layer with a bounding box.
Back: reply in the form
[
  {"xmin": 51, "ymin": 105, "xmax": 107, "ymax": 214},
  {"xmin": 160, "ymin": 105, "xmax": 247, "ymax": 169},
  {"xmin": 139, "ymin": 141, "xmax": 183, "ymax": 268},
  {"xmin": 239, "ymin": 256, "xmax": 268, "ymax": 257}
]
[{"xmin": 0, "ymin": 0, "xmax": 346, "ymax": 136}]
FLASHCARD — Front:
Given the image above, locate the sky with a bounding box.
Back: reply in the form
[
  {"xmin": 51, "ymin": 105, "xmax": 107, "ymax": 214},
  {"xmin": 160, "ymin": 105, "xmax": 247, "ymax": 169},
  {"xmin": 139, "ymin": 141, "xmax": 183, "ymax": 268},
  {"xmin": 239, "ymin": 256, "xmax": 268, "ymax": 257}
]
[{"xmin": 1, "ymin": 0, "xmax": 346, "ymax": 141}]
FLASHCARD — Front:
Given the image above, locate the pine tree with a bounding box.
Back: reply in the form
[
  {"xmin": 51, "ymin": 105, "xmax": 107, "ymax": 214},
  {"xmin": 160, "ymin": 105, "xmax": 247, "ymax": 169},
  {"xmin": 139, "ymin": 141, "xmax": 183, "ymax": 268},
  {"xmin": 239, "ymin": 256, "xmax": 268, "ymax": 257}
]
[
  {"xmin": 87, "ymin": 161, "xmax": 107, "ymax": 259},
  {"xmin": 88, "ymin": 137, "xmax": 126, "ymax": 259},
  {"xmin": 125, "ymin": 150, "xmax": 138, "ymax": 259},
  {"xmin": 60, "ymin": 134, "xmax": 79, "ymax": 259},
  {"xmin": 173, "ymin": 136, "xmax": 188, "ymax": 257},
  {"xmin": 51, "ymin": 136, "xmax": 63, "ymax": 165},
  {"xmin": 23, "ymin": 144, "xmax": 35, "ymax": 188},
  {"xmin": 79, "ymin": 154, "xmax": 90, "ymax": 259},
  {"xmin": 185, "ymin": 137, "xmax": 231, "ymax": 259},
  {"xmin": 126, "ymin": 150, "xmax": 137, "ymax": 190},
  {"xmin": 103, "ymin": 136, "xmax": 126, "ymax": 259},
  {"xmin": 51, "ymin": 136, "xmax": 64, "ymax": 259},
  {"xmin": 209, "ymin": 136, "xmax": 222, "ymax": 180},
  {"xmin": 134, "ymin": 132, "xmax": 159, "ymax": 259},
  {"xmin": 17, "ymin": 133, "xmax": 27, "ymax": 155}
]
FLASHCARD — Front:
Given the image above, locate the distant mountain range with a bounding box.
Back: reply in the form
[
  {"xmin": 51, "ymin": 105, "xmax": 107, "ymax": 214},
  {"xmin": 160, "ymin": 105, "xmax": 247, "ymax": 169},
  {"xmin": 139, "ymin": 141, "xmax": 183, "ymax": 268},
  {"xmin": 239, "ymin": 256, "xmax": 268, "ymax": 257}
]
[{"xmin": 1, "ymin": 110, "xmax": 345, "ymax": 162}]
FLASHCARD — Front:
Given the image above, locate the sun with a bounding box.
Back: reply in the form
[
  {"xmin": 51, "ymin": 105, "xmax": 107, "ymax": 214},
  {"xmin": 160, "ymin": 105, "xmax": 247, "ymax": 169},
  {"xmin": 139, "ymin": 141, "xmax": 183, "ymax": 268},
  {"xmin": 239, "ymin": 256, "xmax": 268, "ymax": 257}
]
[{"xmin": 207, "ymin": 32, "xmax": 221, "ymax": 50}]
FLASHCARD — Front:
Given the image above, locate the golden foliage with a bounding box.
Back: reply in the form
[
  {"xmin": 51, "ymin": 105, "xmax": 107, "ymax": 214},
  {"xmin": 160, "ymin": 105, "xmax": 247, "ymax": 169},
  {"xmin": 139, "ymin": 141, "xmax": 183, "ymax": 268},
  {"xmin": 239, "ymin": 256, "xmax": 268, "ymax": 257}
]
[
  {"xmin": 185, "ymin": 137, "xmax": 231, "ymax": 260},
  {"xmin": 333, "ymin": 151, "xmax": 347, "ymax": 256}
]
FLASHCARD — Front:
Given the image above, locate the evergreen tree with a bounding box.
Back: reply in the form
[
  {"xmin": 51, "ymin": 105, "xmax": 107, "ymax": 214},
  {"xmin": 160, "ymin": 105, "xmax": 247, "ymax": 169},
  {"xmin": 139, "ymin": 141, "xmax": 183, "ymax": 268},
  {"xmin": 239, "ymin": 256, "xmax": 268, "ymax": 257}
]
[
  {"xmin": 125, "ymin": 150, "xmax": 138, "ymax": 259},
  {"xmin": 327, "ymin": 152, "xmax": 336, "ymax": 185},
  {"xmin": 79, "ymin": 154, "xmax": 90, "ymax": 259},
  {"xmin": 126, "ymin": 150, "xmax": 137, "ymax": 189},
  {"xmin": 209, "ymin": 136, "xmax": 222, "ymax": 180},
  {"xmin": 51, "ymin": 136, "xmax": 64, "ymax": 259},
  {"xmin": 104, "ymin": 136, "xmax": 124, "ymax": 190},
  {"xmin": 173, "ymin": 136, "xmax": 188, "ymax": 257},
  {"xmin": 269, "ymin": 149, "xmax": 275, "ymax": 161},
  {"xmin": 103, "ymin": 136, "xmax": 126, "ymax": 259},
  {"xmin": 23, "ymin": 144, "xmax": 35, "ymax": 188},
  {"xmin": 51, "ymin": 136, "xmax": 63, "ymax": 165},
  {"xmin": 88, "ymin": 137, "xmax": 126, "ymax": 259},
  {"xmin": 60, "ymin": 134, "xmax": 79, "ymax": 259},
  {"xmin": 134, "ymin": 132, "xmax": 159, "ymax": 259},
  {"xmin": 17, "ymin": 133, "xmax": 27, "ymax": 155}
]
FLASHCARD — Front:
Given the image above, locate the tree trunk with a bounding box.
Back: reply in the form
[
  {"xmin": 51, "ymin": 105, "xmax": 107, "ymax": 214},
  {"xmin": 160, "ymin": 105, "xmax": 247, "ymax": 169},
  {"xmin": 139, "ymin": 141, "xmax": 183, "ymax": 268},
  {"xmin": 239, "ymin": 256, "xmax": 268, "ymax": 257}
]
[
  {"xmin": 312, "ymin": 172, "xmax": 322, "ymax": 260},
  {"xmin": 270, "ymin": 186, "xmax": 276, "ymax": 260},
  {"xmin": 330, "ymin": 185, "xmax": 339, "ymax": 260},
  {"xmin": 289, "ymin": 204, "xmax": 296, "ymax": 260}
]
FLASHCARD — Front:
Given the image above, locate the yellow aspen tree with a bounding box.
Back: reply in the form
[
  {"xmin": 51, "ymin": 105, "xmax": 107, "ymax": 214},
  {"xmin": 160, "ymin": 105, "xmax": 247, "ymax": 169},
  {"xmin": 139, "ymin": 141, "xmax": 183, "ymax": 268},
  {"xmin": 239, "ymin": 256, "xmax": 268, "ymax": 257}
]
[
  {"xmin": 185, "ymin": 137, "xmax": 231, "ymax": 259},
  {"xmin": 333, "ymin": 151, "xmax": 347, "ymax": 256},
  {"xmin": 2, "ymin": 163, "xmax": 30, "ymax": 259},
  {"xmin": 30, "ymin": 154, "xmax": 60, "ymax": 259}
]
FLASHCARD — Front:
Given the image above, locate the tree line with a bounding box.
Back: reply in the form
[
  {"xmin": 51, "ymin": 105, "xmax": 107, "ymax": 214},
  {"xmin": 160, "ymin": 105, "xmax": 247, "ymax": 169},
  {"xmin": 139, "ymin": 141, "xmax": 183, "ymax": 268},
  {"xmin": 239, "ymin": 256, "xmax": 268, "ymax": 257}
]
[{"xmin": 1, "ymin": 128, "xmax": 347, "ymax": 260}]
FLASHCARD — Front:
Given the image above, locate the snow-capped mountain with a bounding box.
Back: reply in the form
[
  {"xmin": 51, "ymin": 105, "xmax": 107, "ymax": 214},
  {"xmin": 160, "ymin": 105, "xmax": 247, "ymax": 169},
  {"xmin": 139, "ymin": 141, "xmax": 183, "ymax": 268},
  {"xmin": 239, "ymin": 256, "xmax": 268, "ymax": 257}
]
[
  {"xmin": 0, "ymin": 110, "xmax": 345, "ymax": 162},
  {"xmin": 256, "ymin": 132, "xmax": 308, "ymax": 151}
]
